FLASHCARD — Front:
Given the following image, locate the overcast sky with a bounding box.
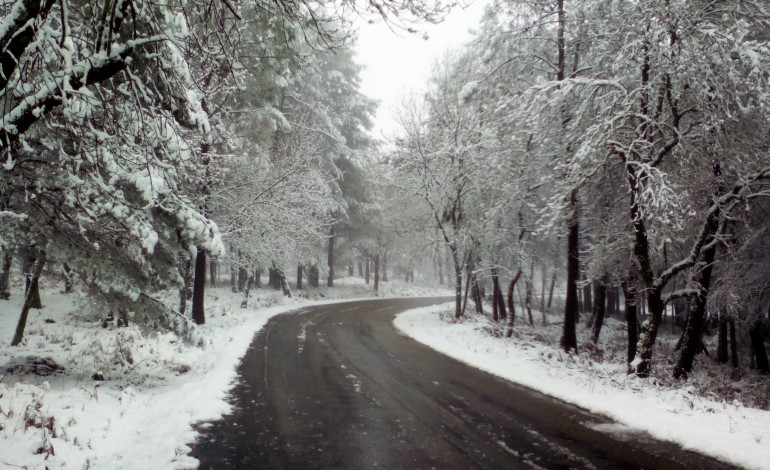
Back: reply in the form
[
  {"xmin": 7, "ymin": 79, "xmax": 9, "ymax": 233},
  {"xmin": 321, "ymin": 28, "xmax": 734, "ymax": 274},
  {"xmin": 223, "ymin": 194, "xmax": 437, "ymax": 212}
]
[{"xmin": 353, "ymin": 1, "xmax": 489, "ymax": 140}]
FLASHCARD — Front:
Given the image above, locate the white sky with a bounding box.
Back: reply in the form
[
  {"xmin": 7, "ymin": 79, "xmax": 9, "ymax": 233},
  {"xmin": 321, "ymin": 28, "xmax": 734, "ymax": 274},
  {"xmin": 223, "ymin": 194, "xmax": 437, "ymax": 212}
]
[{"xmin": 353, "ymin": 1, "xmax": 489, "ymax": 140}]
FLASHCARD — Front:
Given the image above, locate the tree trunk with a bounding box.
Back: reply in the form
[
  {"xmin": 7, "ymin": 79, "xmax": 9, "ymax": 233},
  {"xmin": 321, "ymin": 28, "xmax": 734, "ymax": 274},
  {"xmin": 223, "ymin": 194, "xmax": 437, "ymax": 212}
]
[
  {"xmin": 62, "ymin": 263, "xmax": 74, "ymax": 294},
  {"xmin": 0, "ymin": 250, "xmax": 11, "ymax": 300},
  {"xmin": 272, "ymin": 262, "xmax": 292, "ymax": 298},
  {"xmin": 454, "ymin": 264, "xmax": 462, "ymax": 319},
  {"xmin": 673, "ymin": 231, "xmax": 718, "ymax": 379},
  {"xmin": 179, "ymin": 254, "xmax": 193, "ymax": 315},
  {"xmin": 230, "ymin": 253, "xmax": 237, "ymax": 293},
  {"xmin": 540, "ymin": 266, "xmax": 547, "ymax": 325},
  {"xmin": 192, "ymin": 248, "xmax": 206, "ymax": 325},
  {"xmin": 296, "ymin": 264, "xmax": 303, "ymax": 290},
  {"xmin": 358, "ymin": 261, "xmax": 363, "ymax": 277},
  {"xmin": 327, "ymin": 225, "xmax": 335, "ymax": 287},
  {"xmin": 749, "ymin": 320, "xmax": 769, "ymax": 374},
  {"xmin": 437, "ymin": 250, "xmax": 444, "ymax": 285},
  {"xmin": 717, "ymin": 312, "xmax": 728, "ymax": 364},
  {"xmin": 525, "ymin": 278, "xmax": 534, "ymax": 325},
  {"xmin": 491, "ymin": 267, "xmax": 500, "ymax": 322},
  {"xmin": 255, "ymin": 268, "xmax": 262, "ymax": 288},
  {"xmin": 729, "ymin": 317, "xmax": 738, "ymax": 368},
  {"xmin": 621, "ymin": 277, "xmax": 638, "ymax": 365},
  {"xmin": 12, "ymin": 245, "xmax": 46, "ymax": 346},
  {"xmin": 586, "ymin": 280, "xmax": 599, "ymax": 328},
  {"xmin": 209, "ymin": 259, "xmax": 217, "ymax": 288},
  {"xmin": 241, "ymin": 275, "xmax": 256, "ymax": 308},
  {"xmin": 547, "ymin": 272, "xmax": 556, "ymax": 312},
  {"xmin": 373, "ymin": 254, "xmax": 380, "ymax": 294},
  {"xmin": 383, "ymin": 253, "xmax": 388, "ymax": 282},
  {"xmin": 505, "ymin": 269, "xmax": 522, "ymax": 337},
  {"xmin": 365, "ymin": 258, "xmax": 370, "ymax": 284},
  {"xmin": 591, "ymin": 274, "xmax": 608, "ymax": 344},
  {"xmin": 561, "ymin": 188, "xmax": 579, "ymax": 353},
  {"xmin": 309, "ymin": 265, "xmax": 319, "ymax": 288},
  {"xmin": 23, "ymin": 249, "xmax": 42, "ymax": 309}
]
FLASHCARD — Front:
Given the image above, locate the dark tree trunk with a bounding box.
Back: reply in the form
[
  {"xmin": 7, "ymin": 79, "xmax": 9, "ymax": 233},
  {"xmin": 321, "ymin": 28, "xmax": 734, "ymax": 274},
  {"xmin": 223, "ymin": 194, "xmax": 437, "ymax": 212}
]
[
  {"xmin": 673, "ymin": 233, "xmax": 718, "ymax": 379},
  {"xmin": 62, "ymin": 263, "xmax": 73, "ymax": 294},
  {"xmin": 729, "ymin": 317, "xmax": 739, "ymax": 368},
  {"xmin": 255, "ymin": 268, "xmax": 262, "ymax": 288},
  {"xmin": 471, "ymin": 266, "xmax": 483, "ymax": 315},
  {"xmin": 547, "ymin": 272, "xmax": 556, "ymax": 312},
  {"xmin": 327, "ymin": 225, "xmax": 335, "ymax": 287},
  {"xmin": 591, "ymin": 274, "xmax": 608, "ymax": 344},
  {"xmin": 358, "ymin": 261, "xmax": 363, "ymax": 277},
  {"xmin": 0, "ymin": 250, "xmax": 11, "ymax": 300},
  {"xmin": 272, "ymin": 262, "xmax": 292, "ymax": 298},
  {"xmin": 749, "ymin": 320, "xmax": 769, "ymax": 374},
  {"xmin": 605, "ymin": 285, "xmax": 614, "ymax": 318},
  {"xmin": 209, "ymin": 259, "xmax": 217, "ymax": 288},
  {"xmin": 309, "ymin": 265, "xmax": 319, "ymax": 288},
  {"xmin": 491, "ymin": 267, "xmax": 500, "ymax": 322},
  {"xmin": 621, "ymin": 278, "xmax": 638, "ymax": 365},
  {"xmin": 12, "ymin": 245, "xmax": 46, "ymax": 346},
  {"xmin": 365, "ymin": 258, "xmax": 370, "ymax": 284},
  {"xmin": 505, "ymin": 269, "xmax": 522, "ymax": 337},
  {"xmin": 382, "ymin": 253, "xmax": 388, "ymax": 282},
  {"xmin": 717, "ymin": 313, "xmax": 728, "ymax": 364},
  {"xmin": 586, "ymin": 280, "xmax": 599, "ymax": 328},
  {"xmin": 240, "ymin": 275, "xmax": 256, "ymax": 308},
  {"xmin": 437, "ymin": 250, "xmax": 444, "ymax": 285},
  {"xmin": 373, "ymin": 254, "xmax": 380, "ymax": 294},
  {"xmin": 268, "ymin": 268, "xmax": 280, "ymax": 290},
  {"xmin": 348, "ymin": 264, "xmax": 354, "ymax": 276},
  {"xmin": 23, "ymin": 250, "xmax": 42, "ymax": 309},
  {"xmin": 525, "ymin": 277, "xmax": 534, "ymax": 325},
  {"xmin": 230, "ymin": 252, "xmax": 237, "ymax": 293},
  {"xmin": 296, "ymin": 264, "xmax": 303, "ymax": 290},
  {"xmin": 561, "ymin": 189, "xmax": 579, "ymax": 353},
  {"xmin": 192, "ymin": 248, "xmax": 206, "ymax": 325},
  {"xmin": 540, "ymin": 267, "xmax": 547, "ymax": 325},
  {"xmin": 238, "ymin": 262, "xmax": 247, "ymax": 293},
  {"xmin": 179, "ymin": 254, "xmax": 193, "ymax": 315}
]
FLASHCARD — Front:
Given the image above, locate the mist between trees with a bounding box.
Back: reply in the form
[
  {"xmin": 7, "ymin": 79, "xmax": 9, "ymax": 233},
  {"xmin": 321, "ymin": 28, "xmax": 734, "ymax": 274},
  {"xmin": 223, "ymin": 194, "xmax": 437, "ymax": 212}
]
[
  {"xmin": 392, "ymin": 0, "xmax": 770, "ymax": 382},
  {"xmin": 2, "ymin": 0, "xmax": 770, "ymax": 390}
]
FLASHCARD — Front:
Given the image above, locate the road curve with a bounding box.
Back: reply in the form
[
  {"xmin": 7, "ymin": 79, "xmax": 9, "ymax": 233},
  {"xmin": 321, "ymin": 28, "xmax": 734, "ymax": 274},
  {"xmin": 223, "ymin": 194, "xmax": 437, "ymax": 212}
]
[{"xmin": 189, "ymin": 297, "xmax": 734, "ymax": 469}]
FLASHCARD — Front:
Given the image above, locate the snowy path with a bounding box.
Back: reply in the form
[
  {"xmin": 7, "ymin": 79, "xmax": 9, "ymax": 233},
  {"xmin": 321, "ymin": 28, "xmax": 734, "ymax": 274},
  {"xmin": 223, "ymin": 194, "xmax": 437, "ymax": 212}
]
[{"xmin": 190, "ymin": 298, "xmax": 731, "ymax": 469}]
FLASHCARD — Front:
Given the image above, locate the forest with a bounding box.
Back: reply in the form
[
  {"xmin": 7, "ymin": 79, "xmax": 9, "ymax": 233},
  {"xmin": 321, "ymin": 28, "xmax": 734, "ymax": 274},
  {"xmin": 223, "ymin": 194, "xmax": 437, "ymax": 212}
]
[{"xmin": 1, "ymin": 0, "xmax": 770, "ymax": 461}]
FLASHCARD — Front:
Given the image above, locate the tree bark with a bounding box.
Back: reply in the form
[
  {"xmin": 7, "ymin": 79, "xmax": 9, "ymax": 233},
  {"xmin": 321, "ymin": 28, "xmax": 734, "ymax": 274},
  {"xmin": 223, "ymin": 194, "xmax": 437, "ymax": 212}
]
[
  {"xmin": 729, "ymin": 317, "xmax": 739, "ymax": 368},
  {"xmin": 591, "ymin": 274, "xmax": 608, "ymax": 344},
  {"xmin": 749, "ymin": 320, "xmax": 769, "ymax": 374},
  {"xmin": 0, "ymin": 250, "xmax": 11, "ymax": 300},
  {"xmin": 505, "ymin": 269, "xmax": 522, "ymax": 337},
  {"xmin": 547, "ymin": 272, "xmax": 556, "ymax": 312},
  {"xmin": 525, "ymin": 277, "xmax": 534, "ymax": 325},
  {"xmin": 673, "ymin": 225, "xmax": 718, "ymax": 379},
  {"xmin": 12, "ymin": 244, "xmax": 46, "ymax": 346},
  {"xmin": 327, "ymin": 224, "xmax": 335, "ymax": 287},
  {"xmin": 365, "ymin": 258, "xmax": 370, "ymax": 284},
  {"xmin": 209, "ymin": 259, "xmax": 217, "ymax": 288},
  {"xmin": 191, "ymin": 248, "xmax": 206, "ymax": 325},
  {"xmin": 491, "ymin": 267, "xmax": 500, "ymax": 322},
  {"xmin": 273, "ymin": 262, "xmax": 292, "ymax": 298},
  {"xmin": 255, "ymin": 268, "xmax": 262, "ymax": 288},
  {"xmin": 382, "ymin": 253, "xmax": 388, "ymax": 282},
  {"xmin": 373, "ymin": 254, "xmax": 380, "ymax": 294},
  {"xmin": 179, "ymin": 254, "xmax": 193, "ymax": 315},
  {"xmin": 561, "ymin": 188, "xmax": 579, "ymax": 353},
  {"xmin": 621, "ymin": 277, "xmax": 638, "ymax": 365},
  {"xmin": 717, "ymin": 313, "xmax": 728, "ymax": 364},
  {"xmin": 540, "ymin": 266, "xmax": 547, "ymax": 325},
  {"xmin": 62, "ymin": 263, "xmax": 74, "ymax": 294},
  {"xmin": 296, "ymin": 264, "xmax": 303, "ymax": 290}
]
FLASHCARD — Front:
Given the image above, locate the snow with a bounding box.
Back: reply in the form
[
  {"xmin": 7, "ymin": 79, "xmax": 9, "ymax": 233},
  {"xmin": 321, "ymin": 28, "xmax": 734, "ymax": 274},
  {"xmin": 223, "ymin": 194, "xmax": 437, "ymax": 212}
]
[
  {"xmin": 394, "ymin": 304, "xmax": 770, "ymax": 470},
  {"xmin": 0, "ymin": 277, "xmax": 450, "ymax": 469}
]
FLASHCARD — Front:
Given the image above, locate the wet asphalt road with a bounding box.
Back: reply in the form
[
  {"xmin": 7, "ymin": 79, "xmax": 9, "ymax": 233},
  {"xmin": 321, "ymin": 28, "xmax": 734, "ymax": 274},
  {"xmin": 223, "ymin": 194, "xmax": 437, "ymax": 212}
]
[{"xmin": 189, "ymin": 297, "xmax": 735, "ymax": 469}]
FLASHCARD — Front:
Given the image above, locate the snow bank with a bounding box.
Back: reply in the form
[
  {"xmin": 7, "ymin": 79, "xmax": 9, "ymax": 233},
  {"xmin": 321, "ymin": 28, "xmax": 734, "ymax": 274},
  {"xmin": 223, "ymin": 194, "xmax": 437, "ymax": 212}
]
[{"xmin": 394, "ymin": 304, "xmax": 770, "ymax": 470}]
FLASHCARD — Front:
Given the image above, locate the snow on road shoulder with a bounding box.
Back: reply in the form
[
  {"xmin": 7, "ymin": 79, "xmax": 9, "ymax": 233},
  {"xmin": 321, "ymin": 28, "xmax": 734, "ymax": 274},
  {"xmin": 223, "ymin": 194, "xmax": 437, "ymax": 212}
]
[
  {"xmin": 394, "ymin": 304, "xmax": 770, "ymax": 470},
  {"xmin": 0, "ymin": 277, "xmax": 449, "ymax": 470}
]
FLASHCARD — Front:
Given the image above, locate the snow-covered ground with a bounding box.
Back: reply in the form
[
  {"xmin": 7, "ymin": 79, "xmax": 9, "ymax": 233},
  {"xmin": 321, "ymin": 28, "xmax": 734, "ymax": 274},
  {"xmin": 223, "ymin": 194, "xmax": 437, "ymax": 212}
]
[
  {"xmin": 394, "ymin": 303, "xmax": 770, "ymax": 470},
  {"xmin": 0, "ymin": 277, "xmax": 449, "ymax": 470}
]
